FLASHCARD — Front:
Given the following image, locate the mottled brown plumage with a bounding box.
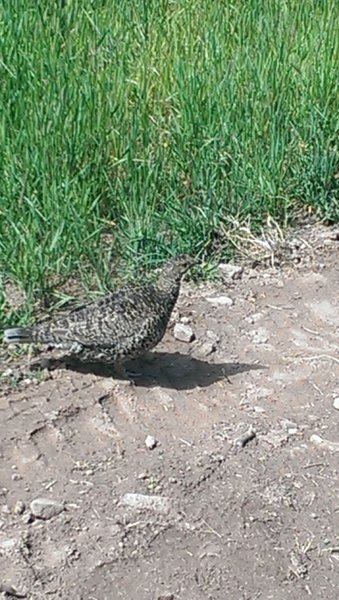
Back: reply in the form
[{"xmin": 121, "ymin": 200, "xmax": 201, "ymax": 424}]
[{"xmin": 4, "ymin": 255, "xmax": 195, "ymax": 364}]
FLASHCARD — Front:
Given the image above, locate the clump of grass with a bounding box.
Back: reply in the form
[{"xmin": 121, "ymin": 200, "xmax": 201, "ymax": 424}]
[{"xmin": 0, "ymin": 0, "xmax": 338, "ymax": 325}]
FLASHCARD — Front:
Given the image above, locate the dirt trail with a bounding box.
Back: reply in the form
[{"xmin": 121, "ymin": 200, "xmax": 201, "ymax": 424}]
[{"xmin": 0, "ymin": 226, "xmax": 338, "ymax": 600}]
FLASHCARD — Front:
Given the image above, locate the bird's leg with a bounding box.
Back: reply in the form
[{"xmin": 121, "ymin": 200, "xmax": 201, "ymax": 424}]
[
  {"xmin": 113, "ymin": 363, "xmax": 140, "ymax": 386},
  {"xmin": 114, "ymin": 363, "xmax": 142, "ymax": 385}
]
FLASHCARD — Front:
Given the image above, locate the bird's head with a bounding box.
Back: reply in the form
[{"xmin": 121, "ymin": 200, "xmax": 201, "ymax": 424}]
[
  {"xmin": 156, "ymin": 254, "xmax": 196, "ymax": 292},
  {"xmin": 165, "ymin": 254, "xmax": 196, "ymax": 276}
]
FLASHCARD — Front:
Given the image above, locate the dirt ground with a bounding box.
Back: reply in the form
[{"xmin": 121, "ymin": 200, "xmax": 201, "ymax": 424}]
[{"xmin": 0, "ymin": 225, "xmax": 338, "ymax": 600}]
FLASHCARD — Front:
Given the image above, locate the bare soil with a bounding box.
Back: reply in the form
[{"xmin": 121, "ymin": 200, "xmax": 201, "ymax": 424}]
[{"xmin": 0, "ymin": 225, "xmax": 338, "ymax": 600}]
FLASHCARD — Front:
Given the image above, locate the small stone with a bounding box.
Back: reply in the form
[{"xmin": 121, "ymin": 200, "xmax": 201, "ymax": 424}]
[
  {"xmin": 14, "ymin": 501, "xmax": 25, "ymax": 515},
  {"xmin": 206, "ymin": 329, "xmax": 220, "ymax": 342},
  {"xmin": 245, "ymin": 312, "xmax": 263, "ymax": 324},
  {"xmin": 173, "ymin": 323, "xmax": 195, "ymax": 343},
  {"xmin": 247, "ymin": 327, "xmax": 269, "ymax": 344},
  {"xmin": 219, "ymin": 263, "xmax": 243, "ymax": 281},
  {"xmin": 0, "ymin": 582, "xmax": 27, "ymax": 598},
  {"xmin": 145, "ymin": 435, "xmax": 158, "ymax": 450},
  {"xmin": 234, "ymin": 426, "xmax": 256, "ymax": 448},
  {"xmin": 206, "ymin": 295, "xmax": 234, "ymax": 307},
  {"xmin": 180, "ymin": 316, "xmax": 191, "ymax": 325},
  {"xmin": 0, "ymin": 537, "xmax": 17, "ymax": 553},
  {"xmin": 120, "ymin": 493, "xmax": 171, "ymax": 514},
  {"xmin": 196, "ymin": 341, "xmax": 216, "ymax": 357},
  {"xmin": 310, "ymin": 434, "xmax": 339, "ymax": 452},
  {"xmin": 262, "ymin": 429, "xmax": 290, "ymax": 448},
  {"xmin": 22, "ymin": 512, "xmax": 34, "ymax": 524},
  {"xmin": 333, "ymin": 397, "xmax": 339, "ymax": 410},
  {"xmin": 1, "ymin": 504, "xmax": 10, "ymax": 515},
  {"xmin": 12, "ymin": 473, "xmax": 22, "ymax": 481},
  {"xmin": 1, "ymin": 368, "xmax": 13, "ymax": 378},
  {"xmin": 30, "ymin": 498, "xmax": 64, "ymax": 520}
]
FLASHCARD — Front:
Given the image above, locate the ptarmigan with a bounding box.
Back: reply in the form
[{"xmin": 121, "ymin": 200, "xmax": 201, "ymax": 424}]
[{"xmin": 4, "ymin": 255, "xmax": 195, "ymax": 367}]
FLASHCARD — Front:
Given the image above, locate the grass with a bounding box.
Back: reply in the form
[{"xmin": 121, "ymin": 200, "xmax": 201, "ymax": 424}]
[{"xmin": 0, "ymin": 0, "xmax": 338, "ymax": 325}]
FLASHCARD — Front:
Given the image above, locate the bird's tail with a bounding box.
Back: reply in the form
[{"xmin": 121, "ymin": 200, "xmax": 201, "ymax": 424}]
[{"xmin": 3, "ymin": 327, "xmax": 34, "ymax": 344}]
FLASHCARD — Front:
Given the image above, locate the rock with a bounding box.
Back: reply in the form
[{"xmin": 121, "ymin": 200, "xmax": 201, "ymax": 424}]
[
  {"xmin": 14, "ymin": 501, "xmax": 25, "ymax": 515},
  {"xmin": 196, "ymin": 341, "xmax": 216, "ymax": 357},
  {"xmin": 245, "ymin": 384, "xmax": 273, "ymax": 401},
  {"xmin": 219, "ymin": 263, "xmax": 243, "ymax": 281},
  {"xmin": 22, "ymin": 512, "xmax": 34, "ymax": 524},
  {"xmin": 30, "ymin": 498, "xmax": 64, "ymax": 520},
  {"xmin": 262, "ymin": 429, "xmax": 290, "ymax": 448},
  {"xmin": 1, "ymin": 368, "xmax": 13, "ymax": 378},
  {"xmin": 173, "ymin": 323, "xmax": 195, "ymax": 343},
  {"xmin": 0, "ymin": 582, "xmax": 26, "ymax": 598},
  {"xmin": 120, "ymin": 493, "xmax": 171, "ymax": 514},
  {"xmin": 145, "ymin": 435, "xmax": 158, "ymax": 450},
  {"xmin": 310, "ymin": 434, "xmax": 339, "ymax": 452},
  {"xmin": 247, "ymin": 327, "xmax": 269, "ymax": 344},
  {"xmin": 245, "ymin": 312, "xmax": 263, "ymax": 324},
  {"xmin": 333, "ymin": 397, "xmax": 339, "ymax": 410},
  {"xmin": 0, "ymin": 536, "xmax": 17, "ymax": 554},
  {"xmin": 234, "ymin": 425, "xmax": 256, "ymax": 448},
  {"xmin": 206, "ymin": 295, "xmax": 234, "ymax": 307},
  {"xmin": 206, "ymin": 329, "xmax": 220, "ymax": 342},
  {"xmin": 152, "ymin": 387, "xmax": 175, "ymax": 410}
]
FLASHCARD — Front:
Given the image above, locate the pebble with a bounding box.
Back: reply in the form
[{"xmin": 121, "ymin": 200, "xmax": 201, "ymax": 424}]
[
  {"xmin": 247, "ymin": 327, "xmax": 269, "ymax": 344},
  {"xmin": 173, "ymin": 323, "xmax": 195, "ymax": 343},
  {"xmin": 0, "ymin": 537, "xmax": 17, "ymax": 553},
  {"xmin": 30, "ymin": 498, "xmax": 64, "ymax": 520},
  {"xmin": 333, "ymin": 397, "xmax": 339, "ymax": 410},
  {"xmin": 219, "ymin": 263, "xmax": 243, "ymax": 281},
  {"xmin": 145, "ymin": 435, "xmax": 158, "ymax": 450},
  {"xmin": 120, "ymin": 493, "xmax": 171, "ymax": 514},
  {"xmin": 310, "ymin": 434, "xmax": 339, "ymax": 453},
  {"xmin": 14, "ymin": 501, "xmax": 25, "ymax": 515},
  {"xmin": 234, "ymin": 426, "xmax": 256, "ymax": 448},
  {"xmin": 1, "ymin": 368, "xmax": 13, "ymax": 378},
  {"xmin": 196, "ymin": 341, "xmax": 216, "ymax": 357},
  {"xmin": 22, "ymin": 512, "xmax": 34, "ymax": 524},
  {"xmin": 245, "ymin": 312, "xmax": 263, "ymax": 324},
  {"xmin": 206, "ymin": 295, "xmax": 234, "ymax": 307},
  {"xmin": 0, "ymin": 582, "xmax": 27, "ymax": 598},
  {"xmin": 206, "ymin": 329, "xmax": 220, "ymax": 342},
  {"xmin": 262, "ymin": 429, "xmax": 289, "ymax": 448}
]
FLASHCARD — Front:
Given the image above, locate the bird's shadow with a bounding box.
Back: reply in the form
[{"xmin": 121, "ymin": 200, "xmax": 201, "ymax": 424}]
[{"xmin": 35, "ymin": 351, "xmax": 266, "ymax": 391}]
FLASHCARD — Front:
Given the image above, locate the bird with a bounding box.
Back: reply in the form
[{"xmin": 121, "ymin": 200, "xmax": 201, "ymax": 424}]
[{"xmin": 3, "ymin": 255, "xmax": 195, "ymax": 372}]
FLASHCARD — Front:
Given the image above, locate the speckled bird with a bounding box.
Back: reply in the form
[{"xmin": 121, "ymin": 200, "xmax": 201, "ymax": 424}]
[{"xmin": 4, "ymin": 255, "xmax": 195, "ymax": 365}]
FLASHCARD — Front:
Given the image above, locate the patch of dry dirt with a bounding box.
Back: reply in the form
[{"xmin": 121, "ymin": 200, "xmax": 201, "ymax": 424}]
[{"xmin": 0, "ymin": 226, "xmax": 338, "ymax": 600}]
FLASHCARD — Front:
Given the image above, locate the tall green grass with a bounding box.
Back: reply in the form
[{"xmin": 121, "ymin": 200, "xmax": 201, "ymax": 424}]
[{"xmin": 0, "ymin": 0, "xmax": 338, "ymax": 324}]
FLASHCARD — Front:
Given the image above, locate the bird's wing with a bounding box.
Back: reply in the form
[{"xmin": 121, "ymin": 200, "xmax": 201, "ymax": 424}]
[{"xmin": 40, "ymin": 286, "xmax": 162, "ymax": 348}]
